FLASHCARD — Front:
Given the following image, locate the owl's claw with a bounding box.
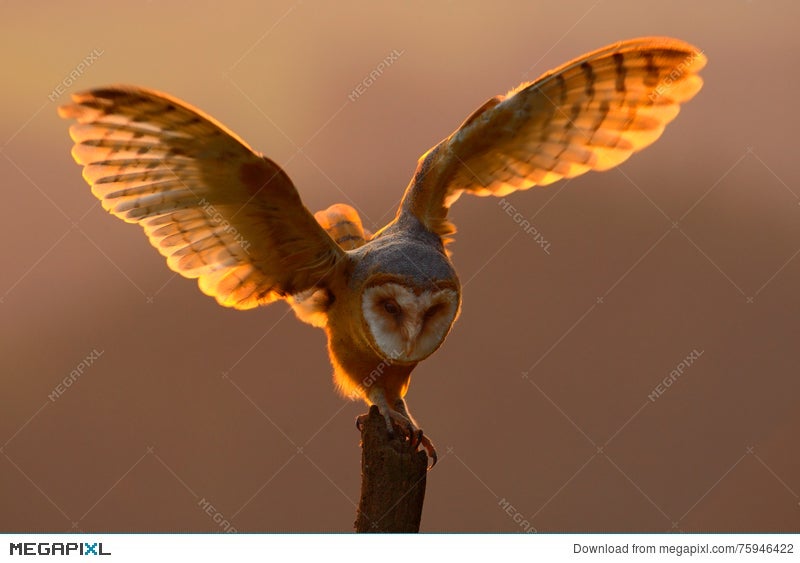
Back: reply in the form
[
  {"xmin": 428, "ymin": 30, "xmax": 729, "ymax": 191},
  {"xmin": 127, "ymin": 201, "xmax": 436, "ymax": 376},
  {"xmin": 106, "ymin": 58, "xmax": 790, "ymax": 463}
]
[
  {"xmin": 355, "ymin": 406, "xmax": 437, "ymax": 468},
  {"xmin": 383, "ymin": 408, "xmax": 437, "ymax": 469},
  {"xmin": 411, "ymin": 430, "xmax": 438, "ymax": 468}
]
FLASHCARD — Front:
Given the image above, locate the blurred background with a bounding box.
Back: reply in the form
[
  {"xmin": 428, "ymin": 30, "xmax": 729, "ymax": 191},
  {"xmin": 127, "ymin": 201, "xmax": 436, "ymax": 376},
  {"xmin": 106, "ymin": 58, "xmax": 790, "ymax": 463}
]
[{"xmin": 1, "ymin": 0, "xmax": 798, "ymax": 532}]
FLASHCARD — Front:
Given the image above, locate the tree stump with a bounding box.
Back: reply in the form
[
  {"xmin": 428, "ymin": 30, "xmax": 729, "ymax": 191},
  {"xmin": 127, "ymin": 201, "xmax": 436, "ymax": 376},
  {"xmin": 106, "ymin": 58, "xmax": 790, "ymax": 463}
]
[{"xmin": 354, "ymin": 405, "xmax": 428, "ymax": 532}]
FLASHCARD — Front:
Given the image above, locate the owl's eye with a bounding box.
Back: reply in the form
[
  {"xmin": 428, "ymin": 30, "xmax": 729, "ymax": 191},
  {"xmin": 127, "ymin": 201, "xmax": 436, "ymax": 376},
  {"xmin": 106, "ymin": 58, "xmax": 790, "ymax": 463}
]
[
  {"xmin": 423, "ymin": 303, "xmax": 443, "ymax": 321},
  {"xmin": 383, "ymin": 299, "xmax": 401, "ymax": 317}
]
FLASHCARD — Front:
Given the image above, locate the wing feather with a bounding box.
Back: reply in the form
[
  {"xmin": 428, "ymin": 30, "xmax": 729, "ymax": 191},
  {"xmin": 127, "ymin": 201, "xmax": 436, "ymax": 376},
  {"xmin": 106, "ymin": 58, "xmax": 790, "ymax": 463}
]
[
  {"xmin": 398, "ymin": 37, "xmax": 707, "ymax": 239},
  {"xmin": 59, "ymin": 86, "xmax": 345, "ymax": 309}
]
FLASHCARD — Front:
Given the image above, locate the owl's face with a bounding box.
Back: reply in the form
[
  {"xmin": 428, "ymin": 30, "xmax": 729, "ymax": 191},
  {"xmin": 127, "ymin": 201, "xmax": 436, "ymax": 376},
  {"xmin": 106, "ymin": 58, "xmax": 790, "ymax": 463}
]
[{"xmin": 361, "ymin": 280, "xmax": 460, "ymax": 364}]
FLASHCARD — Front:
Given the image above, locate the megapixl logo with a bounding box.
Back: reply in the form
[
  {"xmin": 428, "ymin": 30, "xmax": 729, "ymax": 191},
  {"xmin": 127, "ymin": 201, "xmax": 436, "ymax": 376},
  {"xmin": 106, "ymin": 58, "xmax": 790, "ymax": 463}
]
[{"xmin": 9, "ymin": 542, "xmax": 111, "ymax": 556}]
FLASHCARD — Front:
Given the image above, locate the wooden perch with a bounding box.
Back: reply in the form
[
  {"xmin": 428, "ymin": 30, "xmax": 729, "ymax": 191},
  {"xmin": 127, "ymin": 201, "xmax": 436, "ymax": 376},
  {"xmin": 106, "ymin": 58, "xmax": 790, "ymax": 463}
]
[{"xmin": 354, "ymin": 405, "xmax": 428, "ymax": 532}]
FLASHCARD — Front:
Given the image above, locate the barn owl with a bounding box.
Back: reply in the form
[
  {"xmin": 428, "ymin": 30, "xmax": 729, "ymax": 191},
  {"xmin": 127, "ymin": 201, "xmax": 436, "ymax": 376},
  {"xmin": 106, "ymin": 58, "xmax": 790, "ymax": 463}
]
[{"xmin": 58, "ymin": 37, "xmax": 706, "ymax": 465}]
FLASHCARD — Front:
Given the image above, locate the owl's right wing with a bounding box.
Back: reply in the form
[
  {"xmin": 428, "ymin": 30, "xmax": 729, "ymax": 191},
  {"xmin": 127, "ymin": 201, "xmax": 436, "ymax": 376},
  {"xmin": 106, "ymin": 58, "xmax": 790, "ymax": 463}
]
[
  {"xmin": 397, "ymin": 37, "xmax": 707, "ymax": 240},
  {"xmin": 59, "ymin": 86, "xmax": 346, "ymax": 310}
]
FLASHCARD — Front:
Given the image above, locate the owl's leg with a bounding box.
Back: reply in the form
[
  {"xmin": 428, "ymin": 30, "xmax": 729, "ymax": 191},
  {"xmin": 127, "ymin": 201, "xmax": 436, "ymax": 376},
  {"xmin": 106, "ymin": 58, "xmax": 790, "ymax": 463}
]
[
  {"xmin": 392, "ymin": 398, "xmax": 418, "ymax": 426},
  {"xmin": 357, "ymin": 389, "xmax": 409, "ymax": 436}
]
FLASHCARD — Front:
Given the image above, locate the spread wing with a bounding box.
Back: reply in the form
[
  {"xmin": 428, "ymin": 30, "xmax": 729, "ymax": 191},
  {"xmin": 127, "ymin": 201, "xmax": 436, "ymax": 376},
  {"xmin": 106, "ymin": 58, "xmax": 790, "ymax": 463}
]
[
  {"xmin": 398, "ymin": 37, "xmax": 707, "ymax": 239},
  {"xmin": 59, "ymin": 86, "xmax": 345, "ymax": 310}
]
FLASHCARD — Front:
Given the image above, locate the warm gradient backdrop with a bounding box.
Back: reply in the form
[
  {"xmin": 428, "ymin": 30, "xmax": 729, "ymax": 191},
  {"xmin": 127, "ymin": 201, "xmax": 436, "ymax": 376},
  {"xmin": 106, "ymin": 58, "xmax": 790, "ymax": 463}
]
[{"xmin": 2, "ymin": 1, "xmax": 798, "ymax": 532}]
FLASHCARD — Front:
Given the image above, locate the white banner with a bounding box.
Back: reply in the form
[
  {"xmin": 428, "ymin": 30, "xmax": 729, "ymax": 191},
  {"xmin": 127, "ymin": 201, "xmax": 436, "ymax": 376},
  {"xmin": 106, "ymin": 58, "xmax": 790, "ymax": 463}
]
[{"xmin": 2, "ymin": 534, "xmax": 797, "ymax": 562}]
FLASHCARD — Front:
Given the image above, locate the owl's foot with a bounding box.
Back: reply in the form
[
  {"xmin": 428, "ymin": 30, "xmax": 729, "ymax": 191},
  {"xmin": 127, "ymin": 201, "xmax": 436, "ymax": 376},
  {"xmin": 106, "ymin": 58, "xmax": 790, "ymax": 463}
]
[
  {"xmin": 391, "ymin": 398, "xmax": 437, "ymax": 467},
  {"xmin": 356, "ymin": 401, "xmax": 438, "ymax": 468}
]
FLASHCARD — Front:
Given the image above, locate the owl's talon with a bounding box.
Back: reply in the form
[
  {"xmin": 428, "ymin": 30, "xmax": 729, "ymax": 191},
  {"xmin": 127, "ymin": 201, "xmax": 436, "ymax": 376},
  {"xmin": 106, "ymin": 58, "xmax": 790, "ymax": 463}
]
[
  {"xmin": 394, "ymin": 419, "xmax": 437, "ymax": 469},
  {"xmin": 367, "ymin": 405, "xmax": 435, "ymax": 468},
  {"xmin": 417, "ymin": 433, "xmax": 438, "ymax": 468}
]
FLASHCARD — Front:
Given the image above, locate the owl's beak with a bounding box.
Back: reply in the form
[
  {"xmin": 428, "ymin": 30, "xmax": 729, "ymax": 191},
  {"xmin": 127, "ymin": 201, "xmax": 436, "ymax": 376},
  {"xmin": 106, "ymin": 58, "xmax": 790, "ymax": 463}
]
[{"xmin": 403, "ymin": 322, "xmax": 423, "ymax": 357}]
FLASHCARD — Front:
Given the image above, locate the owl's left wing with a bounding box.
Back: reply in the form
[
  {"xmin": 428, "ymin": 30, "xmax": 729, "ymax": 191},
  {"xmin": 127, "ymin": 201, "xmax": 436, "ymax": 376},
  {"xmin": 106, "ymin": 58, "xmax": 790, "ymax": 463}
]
[
  {"xmin": 397, "ymin": 37, "xmax": 707, "ymax": 239},
  {"xmin": 59, "ymin": 86, "xmax": 345, "ymax": 310}
]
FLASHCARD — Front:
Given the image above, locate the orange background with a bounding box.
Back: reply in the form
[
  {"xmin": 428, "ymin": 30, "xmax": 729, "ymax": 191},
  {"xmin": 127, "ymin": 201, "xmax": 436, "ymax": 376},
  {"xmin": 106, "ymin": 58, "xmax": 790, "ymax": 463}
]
[{"xmin": 1, "ymin": 1, "xmax": 798, "ymax": 532}]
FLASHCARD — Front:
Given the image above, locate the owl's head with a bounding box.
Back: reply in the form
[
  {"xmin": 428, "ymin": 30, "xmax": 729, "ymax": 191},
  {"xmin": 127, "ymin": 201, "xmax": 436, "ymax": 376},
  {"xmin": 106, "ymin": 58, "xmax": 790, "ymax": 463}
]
[{"xmin": 361, "ymin": 275, "xmax": 460, "ymax": 364}]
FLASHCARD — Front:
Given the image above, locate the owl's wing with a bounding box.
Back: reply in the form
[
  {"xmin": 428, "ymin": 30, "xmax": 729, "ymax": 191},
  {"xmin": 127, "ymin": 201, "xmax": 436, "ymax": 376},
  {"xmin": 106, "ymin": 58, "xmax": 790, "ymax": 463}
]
[
  {"xmin": 397, "ymin": 37, "xmax": 707, "ymax": 239},
  {"xmin": 313, "ymin": 203, "xmax": 370, "ymax": 250},
  {"xmin": 59, "ymin": 86, "xmax": 346, "ymax": 310}
]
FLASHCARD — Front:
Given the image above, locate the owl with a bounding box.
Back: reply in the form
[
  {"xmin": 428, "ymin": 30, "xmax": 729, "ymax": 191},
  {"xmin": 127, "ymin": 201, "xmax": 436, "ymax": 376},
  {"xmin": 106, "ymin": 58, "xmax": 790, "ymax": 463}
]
[{"xmin": 58, "ymin": 37, "xmax": 706, "ymax": 465}]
